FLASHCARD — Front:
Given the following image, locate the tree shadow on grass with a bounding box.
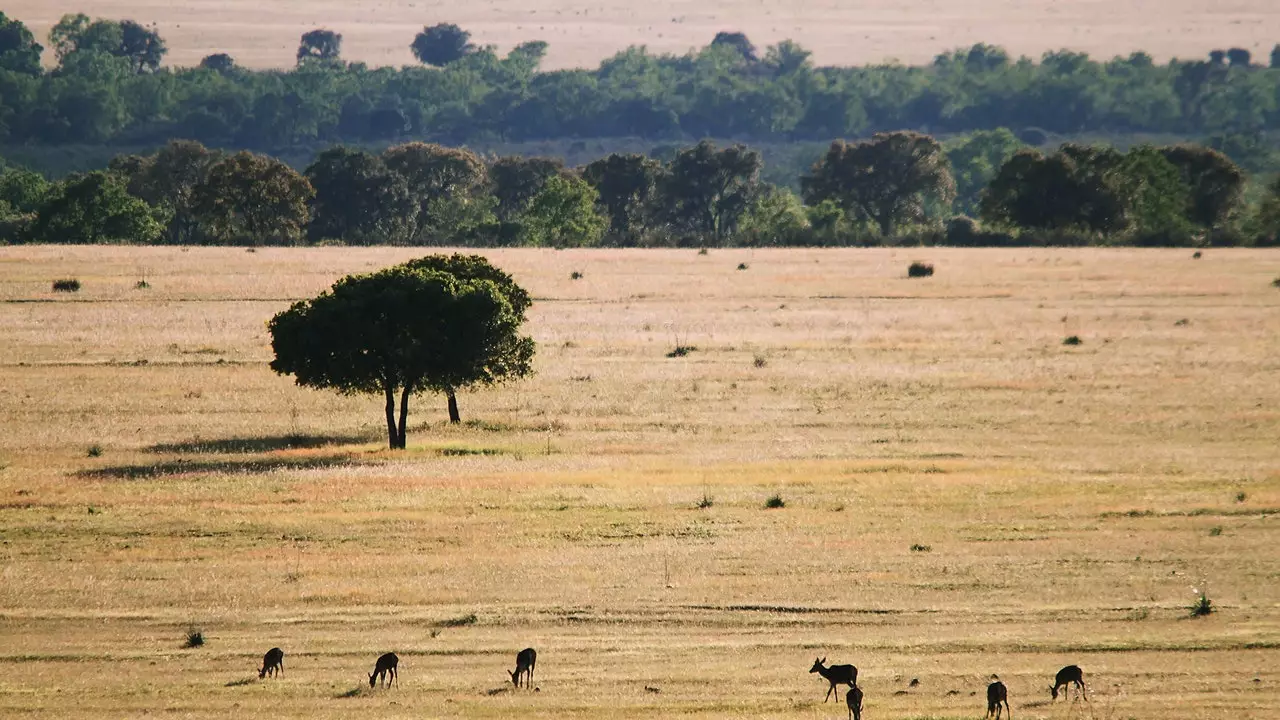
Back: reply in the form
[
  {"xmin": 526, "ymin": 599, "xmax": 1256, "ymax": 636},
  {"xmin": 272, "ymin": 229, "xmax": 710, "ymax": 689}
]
[
  {"xmin": 76, "ymin": 454, "xmax": 367, "ymax": 480},
  {"xmin": 147, "ymin": 432, "xmax": 378, "ymax": 455}
]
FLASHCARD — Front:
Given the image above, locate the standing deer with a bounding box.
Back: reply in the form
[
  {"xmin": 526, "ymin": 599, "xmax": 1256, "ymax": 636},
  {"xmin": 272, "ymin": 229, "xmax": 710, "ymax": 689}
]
[
  {"xmin": 846, "ymin": 684, "xmax": 864, "ymax": 720},
  {"xmin": 369, "ymin": 652, "xmax": 399, "ymax": 688},
  {"xmin": 258, "ymin": 647, "xmax": 284, "ymax": 679},
  {"xmin": 1050, "ymin": 665, "xmax": 1087, "ymax": 701},
  {"xmin": 986, "ymin": 675, "xmax": 1010, "ymax": 719},
  {"xmin": 810, "ymin": 657, "xmax": 858, "ymax": 702},
  {"xmin": 509, "ymin": 647, "xmax": 537, "ymax": 688}
]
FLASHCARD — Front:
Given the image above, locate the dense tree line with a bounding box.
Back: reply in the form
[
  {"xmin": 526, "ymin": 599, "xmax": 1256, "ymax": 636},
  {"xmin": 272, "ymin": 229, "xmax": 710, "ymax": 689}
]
[
  {"xmin": 3, "ymin": 135, "xmax": 1278, "ymax": 247},
  {"xmin": 2, "ymin": 12, "xmax": 1280, "ymax": 153}
]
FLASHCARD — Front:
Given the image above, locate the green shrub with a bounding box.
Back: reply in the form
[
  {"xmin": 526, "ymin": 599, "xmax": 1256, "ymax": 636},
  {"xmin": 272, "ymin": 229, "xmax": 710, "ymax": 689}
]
[
  {"xmin": 666, "ymin": 345, "xmax": 696, "ymax": 358},
  {"xmin": 1063, "ymin": 335, "xmax": 1083, "ymax": 346},
  {"xmin": 764, "ymin": 494, "xmax": 785, "ymax": 509},
  {"xmin": 1189, "ymin": 593, "xmax": 1213, "ymax": 617},
  {"xmin": 907, "ymin": 262, "xmax": 934, "ymax": 278},
  {"xmin": 52, "ymin": 278, "xmax": 81, "ymax": 292},
  {"xmin": 184, "ymin": 628, "xmax": 205, "ymax": 648}
]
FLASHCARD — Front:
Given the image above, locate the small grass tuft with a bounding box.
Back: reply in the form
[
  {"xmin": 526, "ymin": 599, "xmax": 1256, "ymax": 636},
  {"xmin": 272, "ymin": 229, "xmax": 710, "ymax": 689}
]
[
  {"xmin": 135, "ymin": 279, "xmax": 150, "ymax": 290},
  {"xmin": 1235, "ymin": 491, "xmax": 1247, "ymax": 503},
  {"xmin": 696, "ymin": 494, "xmax": 714, "ymax": 509},
  {"xmin": 907, "ymin": 262, "xmax": 934, "ymax": 278},
  {"xmin": 1174, "ymin": 318, "xmax": 1189, "ymax": 326},
  {"xmin": 87, "ymin": 444, "xmax": 103, "ymax": 458},
  {"xmin": 1192, "ymin": 251, "xmax": 1202, "ymax": 259},
  {"xmin": 753, "ymin": 354, "xmax": 767, "ymax": 368},
  {"xmin": 1208, "ymin": 526, "xmax": 1223, "ymax": 536},
  {"xmin": 764, "ymin": 494, "xmax": 785, "ymax": 509},
  {"xmin": 183, "ymin": 628, "xmax": 205, "ymax": 648},
  {"xmin": 1063, "ymin": 335, "xmax": 1083, "ymax": 346},
  {"xmin": 697, "ymin": 247, "xmax": 708, "ymax": 255},
  {"xmin": 736, "ymin": 262, "xmax": 748, "ymax": 270},
  {"xmin": 910, "ymin": 543, "xmax": 932, "ymax": 552},
  {"xmin": 570, "ymin": 271, "xmax": 583, "ymax": 280},
  {"xmin": 666, "ymin": 345, "xmax": 697, "ymax": 358},
  {"xmin": 52, "ymin": 278, "xmax": 81, "ymax": 292},
  {"xmin": 1189, "ymin": 593, "xmax": 1214, "ymax": 617},
  {"xmin": 1272, "ymin": 277, "xmax": 1280, "ymax": 288}
]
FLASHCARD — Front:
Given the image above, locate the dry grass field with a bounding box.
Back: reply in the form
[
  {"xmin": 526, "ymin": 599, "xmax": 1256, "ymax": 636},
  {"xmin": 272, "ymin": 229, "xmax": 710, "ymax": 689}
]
[
  {"xmin": 0, "ymin": 246, "xmax": 1278, "ymax": 719},
  {"xmin": 9, "ymin": 0, "xmax": 1280, "ymax": 70}
]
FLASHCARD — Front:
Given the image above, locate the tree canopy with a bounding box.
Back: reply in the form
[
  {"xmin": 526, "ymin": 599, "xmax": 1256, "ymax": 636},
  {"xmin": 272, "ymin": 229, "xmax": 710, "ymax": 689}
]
[
  {"xmin": 411, "ymin": 24, "xmax": 474, "ymax": 67},
  {"xmin": 268, "ymin": 260, "xmax": 534, "ymax": 447}
]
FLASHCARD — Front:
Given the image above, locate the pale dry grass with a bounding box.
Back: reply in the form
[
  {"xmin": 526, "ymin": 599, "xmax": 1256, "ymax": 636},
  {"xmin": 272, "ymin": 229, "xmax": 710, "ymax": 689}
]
[
  {"xmin": 0, "ymin": 247, "xmax": 1278, "ymax": 719},
  {"xmin": 9, "ymin": 1, "xmax": 1280, "ymax": 70}
]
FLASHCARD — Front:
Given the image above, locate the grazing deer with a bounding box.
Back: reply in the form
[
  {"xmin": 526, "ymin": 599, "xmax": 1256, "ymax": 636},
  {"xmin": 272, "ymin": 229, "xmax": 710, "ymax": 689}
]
[
  {"xmin": 259, "ymin": 647, "xmax": 284, "ymax": 679},
  {"xmin": 986, "ymin": 675, "xmax": 1010, "ymax": 719},
  {"xmin": 509, "ymin": 647, "xmax": 537, "ymax": 688},
  {"xmin": 846, "ymin": 684, "xmax": 864, "ymax": 720},
  {"xmin": 810, "ymin": 657, "xmax": 858, "ymax": 702},
  {"xmin": 1051, "ymin": 665, "xmax": 1087, "ymax": 701},
  {"xmin": 369, "ymin": 652, "xmax": 399, "ymax": 688}
]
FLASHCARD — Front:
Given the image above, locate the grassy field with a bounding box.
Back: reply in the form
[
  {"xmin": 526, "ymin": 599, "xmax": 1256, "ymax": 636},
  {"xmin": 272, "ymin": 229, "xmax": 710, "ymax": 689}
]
[
  {"xmin": 0, "ymin": 246, "xmax": 1278, "ymax": 719},
  {"xmin": 11, "ymin": 1, "xmax": 1280, "ymax": 70}
]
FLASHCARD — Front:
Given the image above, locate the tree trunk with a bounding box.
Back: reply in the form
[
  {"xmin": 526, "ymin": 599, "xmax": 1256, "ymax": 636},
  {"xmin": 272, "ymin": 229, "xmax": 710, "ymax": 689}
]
[
  {"xmin": 447, "ymin": 391, "xmax": 461, "ymax": 424},
  {"xmin": 397, "ymin": 386, "xmax": 411, "ymax": 448},
  {"xmin": 384, "ymin": 386, "xmax": 400, "ymax": 449}
]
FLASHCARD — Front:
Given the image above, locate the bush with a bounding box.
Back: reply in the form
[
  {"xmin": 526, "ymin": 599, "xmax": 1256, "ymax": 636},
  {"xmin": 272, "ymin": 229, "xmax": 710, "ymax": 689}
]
[
  {"xmin": 737, "ymin": 262, "xmax": 749, "ymax": 270},
  {"xmin": 1192, "ymin": 251, "xmax": 1202, "ymax": 259},
  {"xmin": 753, "ymin": 354, "xmax": 767, "ymax": 368},
  {"xmin": 1189, "ymin": 593, "xmax": 1213, "ymax": 617},
  {"xmin": 184, "ymin": 628, "xmax": 205, "ymax": 648},
  {"xmin": 86, "ymin": 444, "xmax": 103, "ymax": 457},
  {"xmin": 764, "ymin": 494, "xmax": 785, "ymax": 509},
  {"xmin": 570, "ymin": 271, "xmax": 583, "ymax": 280},
  {"xmin": 910, "ymin": 543, "xmax": 932, "ymax": 552},
  {"xmin": 666, "ymin": 345, "xmax": 696, "ymax": 358},
  {"xmin": 1272, "ymin": 277, "xmax": 1279, "ymax": 288},
  {"xmin": 1063, "ymin": 335, "xmax": 1083, "ymax": 346},
  {"xmin": 907, "ymin": 262, "xmax": 934, "ymax": 278},
  {"xmin": 52, "ymin": 278, "xmax": 81, "ymax": 292},
  {"xmin": 135, "ymin": 279, "xmax": 150, "ymax": 289},
  {"xmin": 696, "ymin": 494, "xmax": 714, "ymax": 509}
]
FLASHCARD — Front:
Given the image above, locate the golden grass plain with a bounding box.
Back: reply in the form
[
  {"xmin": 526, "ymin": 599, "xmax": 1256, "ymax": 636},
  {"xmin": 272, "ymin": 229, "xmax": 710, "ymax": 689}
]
[
  {"xmin": 9, "ymin": 1, "xmax": 1280, "ymax": 71},
  {"xmin": 0, "ymin": 246, "xmax": 1278, "ymax": 719}
]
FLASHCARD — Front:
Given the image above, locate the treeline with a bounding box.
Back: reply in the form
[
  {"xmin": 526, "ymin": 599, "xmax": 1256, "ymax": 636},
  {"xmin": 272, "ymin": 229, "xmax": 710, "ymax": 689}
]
[
  {"xmin": 3, "ymin": 135, "xmax": 1279, "ymax": 247},
  {"xmin": 2, "ymin": 13, "xmax": 1280, "ymax": 153}
]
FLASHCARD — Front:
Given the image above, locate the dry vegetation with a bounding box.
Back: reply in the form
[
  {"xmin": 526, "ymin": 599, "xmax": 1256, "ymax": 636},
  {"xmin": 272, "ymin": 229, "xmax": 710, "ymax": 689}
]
[
  {"xmin": 0, "ymin": 246, "xmax": 1278, "ymax": 719},
  {"xmin": 10, "ymin": 0, "xmax": 1280, "ymax": 70}
]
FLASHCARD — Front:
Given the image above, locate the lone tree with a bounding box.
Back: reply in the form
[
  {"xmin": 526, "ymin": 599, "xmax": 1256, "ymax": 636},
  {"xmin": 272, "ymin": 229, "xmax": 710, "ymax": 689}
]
[
  {"xmin": 297, "ymin": 29, "xmax": 342, "ymax": 64},
  {"xmin": 411, "ymin": 23, "xmax": 474, "ymax": 67},
  {"xmin": 268, "ymin": 261, "xmax": 534, "ymax": 447},
  {"xmin": 398, "ymin": 254, "xmax": 534, "ymax": 423}
]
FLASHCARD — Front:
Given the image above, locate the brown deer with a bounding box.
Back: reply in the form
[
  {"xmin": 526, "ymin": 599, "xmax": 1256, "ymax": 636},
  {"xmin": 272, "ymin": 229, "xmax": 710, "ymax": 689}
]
[
  {"xmin": 846, "ymin": 684, "xmax": 864, "ymax": 720},
  {"xmin": 986, "ymin": 675, "xmax": 1009, "ymax": 719},
  {"xmin": 509, "ymin": 647, "xmax": 537, "ymax": 688},
  {"xmin": 810, "ymin": 657, "xmax": 858, "ymax": 702},
  {"xmin": 1050, "ymin": 665, "xmax": 1087, "ymax": 701},
  {"xmin": 258, "ymin": 647, "xmax": 284, "ymax": 679},
  {"xmin": 369, "ymin": 652, "xmax": 399, "ymax": 688}
]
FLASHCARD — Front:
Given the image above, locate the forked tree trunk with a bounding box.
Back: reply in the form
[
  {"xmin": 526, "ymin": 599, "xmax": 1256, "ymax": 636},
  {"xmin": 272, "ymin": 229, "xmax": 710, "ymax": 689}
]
[
  {"xmin": 397, "ymin": 387, "xmax": 411, "ymax": 448},
  {"xmin": 384, "ymin": 386, "xmax": 399, "ymax": 449},
  {"xmin": 447, "ymin": 391, "xmax": 461, "ymax": 424}
]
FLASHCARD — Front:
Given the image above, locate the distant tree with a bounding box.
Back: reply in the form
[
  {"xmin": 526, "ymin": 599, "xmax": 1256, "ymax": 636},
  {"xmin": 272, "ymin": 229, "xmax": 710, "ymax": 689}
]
[
  {"xmin": 0, "ymin": 12, "xmax": 43, "ymax": 75},
  {"xmin": 1118, "ymin": 145, "xmax": 1193, "ymax": 237},
  {"xmin": 1157, "ymin": 145, "xmax": 1244, "ymax": 230},
  {"xmin": 27, "ymin": 171, "xmax": 163, "ymax": 244},
  {"xmin": 114, "ymin": 140, "xmax": 218, "ymax": 244},
  {"xmin": 1226, "ymin": 48, "xmax": 1252, "ymax": 68},
  {"xmin": 1209, "ymin": 49, "xmax": 1227, "ymax": 66},
  {"xmin": 268, "ymin": 265, "xmax": 534, "ymax": 447},
  {"xmin": 191, "ymin": 151, "xmax": 313, "ymax": 245},
  {"xmin": 49, "ymin": 14, "xmax": 165, "ymax": 73},
  {"xmin": 763, "ymin": 40, "xmax": 812, "ymax": 76},
  {"xmin": 297, "ymin": 29, "xmax": 342, "ymax": 64},
  {"xmin": 306, "ymin": 146, "xmax": 415, "ymax": 244},
  {"xmin": 1257, "ymin": 176, "xmax": 1280, "ymax": 244},
  {"xmin": 520, "ymin": 175, "xmax": 607, "ymax": 248},
  {"xmin": 980, "ymin": 145, "xmax": 1128, "ymax": 233},
  {"xmin": 199, "ymin": 52, "xmax": 236, "ymax": 73},
  {"xmin": 411, "ymin": 23, "xmax": 474, "ymax": 67},
  {"xmin": 660, "ymin": 141, "xmax": 762, "ymax": 242},
  {"xmin": 1272, "ymin": 44, "xmax": 1280, "ymax": 69},
  {"xmin": 945, "ymin": 128, "xmax": 1024, "ymax": 215},
  {"xmin": 582, "ymin": 153, "xmax": 663, "ymax": 244},
  {"xmin": 710, "ymin": 31, "xmax": 758, "ymax": 63},
  {"xmin": 119, "ymin": 20, "xmax": 165, "ymax": 73},
  {"xmin": 503, "ymin": 40, "xmax": 548, "ymax": 78},
  {"xmin": 382, "ymin": 142, "xmax": 490, "ymax": 243},
  {"xmin": 397, "ymin": 254, "xmax": 534, "ymax": 423},
  {"xmin": 802, "ymin": 132, "xmax": 956, "ymax": 237},
  {"xmin": 488, "ymin": 156, "xmax": 570, "ymax": 223},
  {"xmin": 738, "ymin": 186, "xmax": 810, "ymax": 246},
  {"xmin": 0, "ymin": 167, "xmax": 51, "ymax": 215}
]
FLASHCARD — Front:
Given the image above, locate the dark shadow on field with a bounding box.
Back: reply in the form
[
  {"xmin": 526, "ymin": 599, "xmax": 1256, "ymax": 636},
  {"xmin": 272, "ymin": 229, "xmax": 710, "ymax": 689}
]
[
  {"xmin": 76, "ymin": 454, "xmax": 366, "ymax": 480},
  {"xmin": 147, "ymin": 432, "xmax": 377, "ymax": 455}
]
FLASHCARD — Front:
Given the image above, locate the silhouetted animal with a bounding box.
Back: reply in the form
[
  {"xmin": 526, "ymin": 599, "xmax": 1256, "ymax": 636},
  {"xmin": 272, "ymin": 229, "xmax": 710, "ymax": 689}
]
[
  {"xmin": 509, "ymin": 647, "xmax": 537, "ymax": 688},
  {"xmin": 259, "ymin": 647, "xmax": 284, "ymax": 679},
  {"xmin": 846, "ymin": 684, "xmax": 864, "ymax": 720},
  {"xmin": 369, "ymin": 652, "xmax": 398, "ymax": 688},
  {"xmin": 1051, "ymin": 665, "xmax": 1087, "ymax": 701},
  {"xmin": 986, "ymin": 676, "xmax": 1010, "ymax": 719},
  {"xmin": 810, "ymin": 657, "xmax": 858, "ymax": 702}
]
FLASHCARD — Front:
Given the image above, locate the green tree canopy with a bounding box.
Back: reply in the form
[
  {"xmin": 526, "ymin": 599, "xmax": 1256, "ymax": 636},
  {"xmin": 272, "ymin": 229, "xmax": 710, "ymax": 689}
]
[
  {"xmin": 1157, "ymin": 144, "xmax": 1244, "ymax": 229},
  {"xmin": 802, "ymin": 132, "xmax": 956, "ymax": 236},
  {"xmin": 411, "ymin": 24, "xmax": 475, "ymax": 67},
  {"xmin": 0, "ymin": 12, "xmax": 43, "ymax": 75},
  {"xmin": 298, "ymin": 29, "xmax": 342, "ymax": 64},
  {"xmin": 582, "ymin": 153, "xmax": 662, "ymax": 245},
  {"xmin": 27, "ymin": 170, "xmax": 163, "ymax": 244},
  {"xmin": 945, "ymin": 128, "xmax": 1023, "ymax": 216},
  {"xmin": 306, "ymin": 146, "xmax": 415, "ymax": 244},
  {"xmin": 660, "ymin": 140, "xmax": 762, "ymax": 242},
  {"xmin": 268, "ymin": 264, "xmax": 534, "ymax": 447},
  {"xmin": 520, "ymin": 175, "xmax": 607, "ymax": 248},
  {"xmin": 192, "ymin": 151, "xmax": 313, "ymax": 245},
  {"xmin": 382, "ymin": 142, "xmax": 490, "ymax": 243}
]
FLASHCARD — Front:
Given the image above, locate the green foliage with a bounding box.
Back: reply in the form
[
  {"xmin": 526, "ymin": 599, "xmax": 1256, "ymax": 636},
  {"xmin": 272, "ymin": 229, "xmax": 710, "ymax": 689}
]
[
  {"xmin": 382, "ymin": 142, "xmax": 490, "ymax": 244},
  {"xmin": 114, "ymin": 140, "xmax": 219, "ymax": 244},
  {"xmin": 582, "ymin": 153, "xmax": 662, "ymax": 245},
  {"xmin": 520, "ymin": 175, "xmax": 607, "ymax": 247},
  {"xmin": 53, "ymin": 278, "xmax": 82, "ymax": 292},
  {"xmin": 661, "ymin": 141, "xmax": 762, "ymax": 242},
  {"xmin": 907, "ymin": 262, "xmax": 934, "ymax": 278},
  {"xmin": 50, "ymin": 14, "xmax": 166, "ymax": 73},
  {"xmin": 764, "ymin": 494, "xmax": 785, "ymax": 509},
  {"xmin": 0, "ymin": 12, "xmax": 43, "ymax": 75},
  {"xmin": 298, "ymin": 29, "xmax": 342, "ymax": 65},
  {"xmin": 803, "ymin": 132, "xmax": 956, "ymax": 236},
  {"xmin": 306, "ymin": 146, "xmax": 414, "ymax": 245},
  {"xmin": 0, "ymin": 167, "xmax": 50, "ymax": 215},
  {"xmin": 411, "ymin": 24, "xmax": 475, "ymax": 67},
  {"xmin": 191, "ymin": 151, "xmax": 313, "ymax": 245},
  {"xmin": 1189, "ymin": 592, "xmax": 1214, "ymax": 617},
  {"xmin": 268, "ymin": 260, "xmax": 534, "ymax": 445},
  {"xmin": 28, "ymin": 171, "xmax": 163, "ymax": 244},
  {"xmin": 1255, "ymin": 176, "xmax": 1280, "ymax": 245},
  {"xmin": 945, "ymin": 128, "xmax": 1023, "ymax": 215},
  {"xmin": 738, "ymin": 185, "xmax": 810, "ymax": 246}
]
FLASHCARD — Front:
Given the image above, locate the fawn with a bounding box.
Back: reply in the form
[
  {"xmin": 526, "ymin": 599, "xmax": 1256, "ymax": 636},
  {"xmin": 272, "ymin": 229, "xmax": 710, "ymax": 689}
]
[
  {"xmin": 509, "ymin": 647, "xmax": 537, "ymax": 688},
  {"xmin": 846, "ymin": 684, "xmax": 864, "ymax": 720},
  {"xmin": 259, "ymin": 647, "xmax": 283, "ymax": 679},
  {"xmin": 810, "ymin": 657, "xmax": 858, "ymax": 702},
  {"xmin": 369, "ymin": 652, "xmax": 399, "ymax": 688}
]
